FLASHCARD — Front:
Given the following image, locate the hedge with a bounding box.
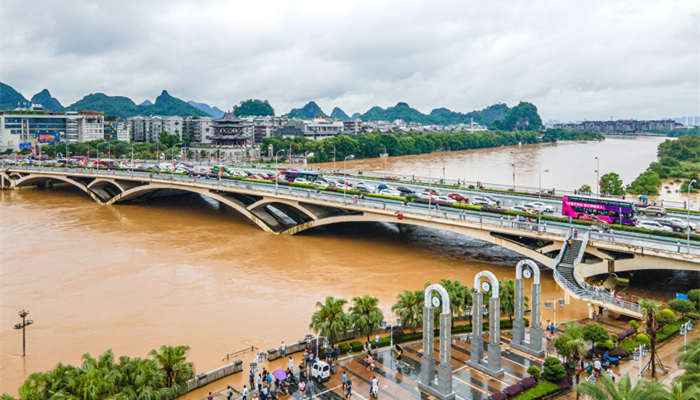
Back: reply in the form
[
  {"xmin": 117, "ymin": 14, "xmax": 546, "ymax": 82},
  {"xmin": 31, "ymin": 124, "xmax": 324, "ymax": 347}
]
[{"xmin": 511, "ymin": 381, "xmax": 560, "ymax": 400}]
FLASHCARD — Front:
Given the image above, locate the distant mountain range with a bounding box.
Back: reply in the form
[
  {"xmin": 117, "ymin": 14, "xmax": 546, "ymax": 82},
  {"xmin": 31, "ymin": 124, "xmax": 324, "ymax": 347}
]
[
  {"xmin": 0, "ymin": 82, "xmax": 540, "ymax": 128},
  {"xmin": 284, "ymin": 101, "xmax": 513, "ymax": 127},
  {"xmin": 0, "ymin": 82, "xmax": 215, "ymax": 119}
]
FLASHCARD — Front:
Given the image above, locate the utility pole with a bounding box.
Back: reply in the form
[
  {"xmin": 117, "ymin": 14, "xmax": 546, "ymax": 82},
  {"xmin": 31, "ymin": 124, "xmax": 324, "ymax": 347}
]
[
  {"xmin": 594, "ymin": 156, "xmax": 600, "ymax": 197},
  {"xmin": 688, "ymin": 179, "xmax": 696, "ymax": 253},
  {"xmin": 13, "ymin": 309, "xmax": 34, "ymax": 357}
]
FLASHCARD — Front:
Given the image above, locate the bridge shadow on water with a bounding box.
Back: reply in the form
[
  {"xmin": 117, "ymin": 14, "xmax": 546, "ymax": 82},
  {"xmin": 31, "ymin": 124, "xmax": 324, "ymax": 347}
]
[{"xmin": 300, "ymin": 220, "xmax": 529, "ymax": 268}]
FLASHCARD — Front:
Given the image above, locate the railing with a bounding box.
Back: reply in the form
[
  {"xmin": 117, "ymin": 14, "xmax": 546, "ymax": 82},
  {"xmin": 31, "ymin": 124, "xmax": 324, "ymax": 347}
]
[
  {"xmin": 5, "ymin": 165, "xmax": 700, "ymax": 258},
  {"xmin": 572, "ymin": 231, "xmax": 590, "ymax": 288}
]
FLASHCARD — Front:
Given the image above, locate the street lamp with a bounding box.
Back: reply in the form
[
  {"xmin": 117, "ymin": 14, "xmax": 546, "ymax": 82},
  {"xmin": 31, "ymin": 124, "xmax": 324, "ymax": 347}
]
[
  {"xmin": 343, "ymin": 154, "xmax": 354, "ymax": 171},
  {"xmin": 680, "ymin": 320, "xmax": 693, "ymax": 350},
  {"xmin": 275, "ymin": 150, "xmax": 286, "ymax": 168},
  {"xmin": 381, "ymin": 318, "xmax": 402, "ymax": 347},
  {"xmin": 13, "ymin": 309, "xmax": 34, "ymax": 357},
  {"xmin": 594, "ymin": 156, "xmax": 600, "ymax": 197},
  {"xmin": 511, "ymin": 162, "xmax": 516, "ymax": 191},
  {"xmin": 539, "ymin": 168, "xmax": 549, "ymax": 198},
  {"xmin": 688, "ymin": 179, "xmax": 697, "ymax": 252}
]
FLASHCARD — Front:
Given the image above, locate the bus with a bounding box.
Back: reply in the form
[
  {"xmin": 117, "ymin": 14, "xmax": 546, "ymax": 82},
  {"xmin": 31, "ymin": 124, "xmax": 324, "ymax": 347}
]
[
  {"xmin": 281, "ymin": 170, "xmax": 321, "ymax": 182},
  {"xmin": 561, "ymin": 195, "xmax": 635, "ymax": 226}
]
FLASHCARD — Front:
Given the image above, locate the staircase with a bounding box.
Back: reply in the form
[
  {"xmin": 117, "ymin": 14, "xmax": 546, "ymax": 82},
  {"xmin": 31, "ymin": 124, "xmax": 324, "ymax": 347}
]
[{"xmin": 553, "ymin": 230, "xmax": 642, "ymax": 318}]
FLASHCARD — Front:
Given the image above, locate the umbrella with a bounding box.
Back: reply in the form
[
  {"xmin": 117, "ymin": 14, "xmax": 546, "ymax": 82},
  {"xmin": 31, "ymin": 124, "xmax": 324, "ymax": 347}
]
[
  {"xmin": 272, "ymin": 369, "xmax": 287, "ymax": 380},
  {"xmin": 639, "ymin": 195, "xmax": 648, "ymax": 200}
]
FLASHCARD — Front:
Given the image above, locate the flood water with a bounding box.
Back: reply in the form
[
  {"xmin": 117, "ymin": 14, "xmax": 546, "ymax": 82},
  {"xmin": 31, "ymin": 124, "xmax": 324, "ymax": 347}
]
[{"xmin": 0, "ymin": 136, "xmax": 684, "ymax": 395}]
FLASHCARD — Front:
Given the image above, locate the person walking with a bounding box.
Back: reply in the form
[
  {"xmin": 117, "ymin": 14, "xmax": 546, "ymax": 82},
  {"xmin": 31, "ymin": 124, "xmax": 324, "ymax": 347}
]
[
  {"xmin": 308, "ymin": 378, "xmax": 315, "ymax": 397},
  {"xmin": 345, "ymin": 379, "xmax": 353, "ymax": 399},
  {"xmin": 342, "ymin": 371, "xmax": 347, "ymax": 390},
  {"xmin": 242, "ymin": 385, "xmax": 249, "ymax": 400},
  {"xmin": 280, "ymin": 340, "xmax": 286, "ymax": 356},
  {"xmin": 257, "ymin": 374, "xmax": 262, "ymax": 392},
  {"xmin": 207, "ymin": 392, "xmax": 213, "ymax": 400},
  {"xmin": 375, "ymin": 334, "xmax": 379, "ymax": 348},
  {"xmin": 226, "ymin": 385, "xmax": 234, "ymax": 400},
  {"xmin": 249, "ymin": 370, "xmax": 255, "ymax": 387},
  {"xmin": 288, "ymin": 356, "xmax": 294, "ymax": 372}
]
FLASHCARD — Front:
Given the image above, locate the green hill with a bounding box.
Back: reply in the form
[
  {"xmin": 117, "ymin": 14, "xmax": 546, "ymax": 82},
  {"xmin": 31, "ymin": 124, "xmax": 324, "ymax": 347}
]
[
  {"xmin": 31, "ymin": 89, "xmax": 64, "ymax": 111},
  {"xmin": 330, "ymin": 107, "xmax": 350, "ymax": 120},
  {"xmin": 286, "ymin": 101, "xmax": 327, "ymax": 119},
  {"xmin": 0, "ymin": 82, "xmax": 30, "ymax": 109},
  {"xmin": 67, "ymin": 90, "xmax": 210, "ymax": 119}
]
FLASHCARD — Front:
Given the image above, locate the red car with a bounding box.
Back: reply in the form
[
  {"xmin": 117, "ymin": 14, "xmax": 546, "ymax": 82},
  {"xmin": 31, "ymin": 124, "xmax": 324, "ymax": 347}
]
[
  {"xmin": 447, "ymin": 193, "xmax": 467, "ymax": 202},
  {"xmin": 578, "ymin": 214, "xmax": 607, "ymax": 223}
]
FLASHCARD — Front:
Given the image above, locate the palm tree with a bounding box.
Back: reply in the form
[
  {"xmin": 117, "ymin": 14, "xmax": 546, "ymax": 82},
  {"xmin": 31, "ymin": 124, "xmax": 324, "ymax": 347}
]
[
  {"xmin": 639, "ymin": 298, "xmax": 663, "ymax": 378},
  {"xmin": 554, "ymin": 323, "xmax": 587, "ymax": 400},
  {"xmin": 425, "ymin": 279, "xmax": 473, "ymax": 324},
  {"xmin": 392, "ymin": 289, "xmax": 424, "ymax": 331},
  {"xmin": 349, "ymin": 295, "xmax": 384, "ymax": 341},
  {"xmin": 148, "ymin": 345, "xmax": 194, "ymax": 389},
  {"xmin": 676, "ymin": 338, "xmax": 700, "ymax": 391},
  {"xmin": 653, "ymin": 381, "xmax": 700, "ymax": 400},
  {"xmin": 310, "ymin": 296, "xmax": 351, "ymax": 345},
  {"xmin": 575, "ymin": 373, "xmax": 665, "ymax": 400}
]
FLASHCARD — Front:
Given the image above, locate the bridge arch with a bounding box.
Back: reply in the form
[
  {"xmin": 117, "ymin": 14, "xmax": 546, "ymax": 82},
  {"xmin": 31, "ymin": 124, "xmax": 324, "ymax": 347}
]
[
  {"xmin": 283, "ymin": 213, "xmax": 562, "ymax": 268},
  {"xmin": 13, "ymin": 174, "xmax": 103, "ymax": 203},
  {"xmin": 88, "ymin": 178, "xmax": 125, "ymax": 193},
  {"xmin": 109, "ymin": 183, "xmax": 275, "ymax": 233},
  {"xmin": 247, "ymin": 198, "xmax": 318, "ymax": 221}
]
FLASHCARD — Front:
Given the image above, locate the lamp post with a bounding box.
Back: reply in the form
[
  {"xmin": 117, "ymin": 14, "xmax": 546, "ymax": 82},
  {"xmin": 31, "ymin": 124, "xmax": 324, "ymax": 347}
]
[
  {"xmin": 594, "ymin": 156, "xmax": 600, "ymax": 197},
  {"xmin": 680, "ymin": 320, "xmax": 693, "ymax": 350},
  {"xmin": 275, "ymin": 150, "xmax": 286, "ymax": 168},
  {"xmin": 688, "ymin": 179, "xmax": 696, "ymax": 253},
  {"xmin": 544, "ymin": 298, "xmax": 564, "ymax": 326},
  {"xmin": 343, "ymin": 154, "xmax": 354, "ymax": 171},
  {"xmin": 13, "ymin": 309, "xmax": 33, "ymax": 357},
  {"xmin": 382, "ymin": 318, "xmax": 402, "ymax": 348},
  {"xmin": 539, "ymin": 168, "xmax": 549, "ymax": 198},
  {"xmin": 511, "ymin": 162, "xmax": 516, "ymax": 191},
  {"xmin": 332, "ymin": 144, "xmax": 336, "ymax": 170}
]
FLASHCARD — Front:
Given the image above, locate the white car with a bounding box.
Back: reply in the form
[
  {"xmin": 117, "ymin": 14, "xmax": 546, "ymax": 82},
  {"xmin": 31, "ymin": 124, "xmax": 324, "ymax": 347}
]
[
  {"xmin": 524, "ymin": 202, "xmax": 555, "ymax": 214},
  {"xmin": 311, "ymin": 360, "xmax": 331, "ymax": 382},
  {"xmin": 380, "ymin": 189, "xmax": 402, "ymax": 197},
  {"xmin": 510, "ymin": 205, "xmax": 531, "ymax": 213},
  {"xmin": 293, "ymin": 177, "xmax": 311, "ymax": 184},
  {"xmin": 472, "ymin": 196, "xmax": 497, "ymax": 206},
  {"xmin": 637, "ymin": 220, "xmax": 673, "ymax": 232}
]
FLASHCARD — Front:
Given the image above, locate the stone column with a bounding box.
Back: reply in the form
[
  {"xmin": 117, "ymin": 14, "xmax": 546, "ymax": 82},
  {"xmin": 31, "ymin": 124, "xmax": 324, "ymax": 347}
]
[
  {"xmin": 470, "ymin": 292, "xmax": 483, "ymax": 365},
  {"xmin": 487, "ymin": 296, "xmax": 502, "ymax": 373},
  {"xmin": 512, "ymin": 278, "xmax": 525, "ymax": 346},
  {"xmin": 529, "ymin": 282, "xmax": 543, "ymax": 354},
  {"xmin": 421, "ymin": 306, "xmax": 435, "ymax": 385},
  {"xmin": 438, "ymin": 313, "xmax": 453, "ymax": 396}
]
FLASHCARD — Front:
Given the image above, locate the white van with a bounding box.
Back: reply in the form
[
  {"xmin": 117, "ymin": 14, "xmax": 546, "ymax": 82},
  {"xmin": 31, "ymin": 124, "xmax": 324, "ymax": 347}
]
[{"xmin": 311, "ymin": 360, "xmax": 331, "ymax": 382}]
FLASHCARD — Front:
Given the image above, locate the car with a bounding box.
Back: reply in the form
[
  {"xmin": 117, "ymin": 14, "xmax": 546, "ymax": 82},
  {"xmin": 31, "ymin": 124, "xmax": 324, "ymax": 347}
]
[
  {"xmin": 379, "ymin": 188, "xmax": 402, "ymax": 197},
  {"xmin": 311, "ymin": 360, "xmax": 331, "ymax": 382},
  {"xmin": 471, "ymin": 200, "xmax": 491, "ymax": 207},
  {"xmin": 637, "ymin": 220, "xmax": 673, "ymax": 232},
  {"xmin": 355, "ymin": 183, "xmax": 375, "ymax": 193},
  {"xmin": 337, "ymin": 179, "xmax": 352, "ymax": 187},
  {"xmin": 524, "ymin": 201, "xmax": 555, "ymax": 214},
  {"xmin": 423, "ymin": 188, "xmax": 440, "ymax": 196},
  {"xmin": 638, "ymin": 206, "xmax": 666, "ymax": 216},
  {"xmin": 434, "ymin": 196, "xmax": 456, "ymax": 205},
  {"xmin": 396, "ymin": 186, "xmax": 415, "ymax": 196},
  {"xmin": 657, "ymin": 217, "xmax": 695, "ymax": 232},
  {"xmin": 510, "ymin": 205, "xmax": 531, "ymax": 213},
  {"xmin": 293, "ymin": 177, "xmax": 311, "ymax": 184},
  {"xmin": 472, "ymin": 196, "xmax": 497, "ymax": 206},
  {"xmin": 447, "ymin": 193, "xmax": 468, "ymax": 202}
]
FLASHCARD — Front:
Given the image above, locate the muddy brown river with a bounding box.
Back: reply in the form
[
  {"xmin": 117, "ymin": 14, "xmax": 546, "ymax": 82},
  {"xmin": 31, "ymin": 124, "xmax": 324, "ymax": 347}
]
[{"xmin": 0, "ymin": 137, "xmax": 688, "ymax": 395}]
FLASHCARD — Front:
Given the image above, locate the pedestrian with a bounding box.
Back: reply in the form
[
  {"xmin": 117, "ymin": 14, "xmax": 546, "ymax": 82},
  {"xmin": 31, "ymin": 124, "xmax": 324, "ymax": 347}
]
[
  {"xmin": 298, "ymin": 380, "xmax": 306, "ymax": 398},
  {"xmin": 227, "ymin": 385, "xmax": 234, "ymax": 400},
  {"xmin": 207, "ymin": 392, "xmax": 213, "ymax": 400},
  {"xmin": 249, "ymin": 369, "xmax": 255, "ymax": 387},
  {"xmin": 242, "ymin": 385, "xmax": 249, "ymax": 400},
  {"xmin": 345, "ymin": 379, "xmax": 353, "ymax": 399},
  {"xmin": 288, "ymin": 356, "xmax": 294, "ymax": 371},
  {"xmin": 593, "ymin": 358, "xmax": 602, "ymax": 376},
  {"xmin": 308, "ymin": 378, "xmax": 315, "ymax": 396},
  {"xmin": 280, "ymin": 340, "xmax": 286, "ymax": 355},
  {"xmin": 257, "ymin": 374, "xmax": 262, "ymax": 392},
  {"xmin": 375, "ymin": 334, "xmax": 380, "ymax": 348},
  {"xmin": 267, "ymin": 371, "xmax": 272, "ymax": 386},
  {"xmin": 333, "ymin": 345, "xmax": 339, "ymax": 361},
  {"xmin": 342, "ymin": 371, "xmax": 347, "ymax": 390},
  {"xmin": 677, "ymin": 240, "xmax": 681, "ymax": 252},
  {"xmin": 573, "ymin": 228, "xmax": 578, "ymax": 239}
]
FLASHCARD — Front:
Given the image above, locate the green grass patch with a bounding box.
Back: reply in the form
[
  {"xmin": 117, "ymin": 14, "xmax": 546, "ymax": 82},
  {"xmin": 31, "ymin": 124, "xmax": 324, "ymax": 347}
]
[{"xmin": 511, "ymin": 381, "xmax": 560, "ymax": 400}]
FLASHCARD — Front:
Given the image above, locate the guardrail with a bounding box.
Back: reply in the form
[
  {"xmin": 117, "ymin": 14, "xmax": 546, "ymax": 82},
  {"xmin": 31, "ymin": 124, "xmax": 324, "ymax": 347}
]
[{"xmin": 5, "ymin": 165, "xmax": 700, "ymax": 257}]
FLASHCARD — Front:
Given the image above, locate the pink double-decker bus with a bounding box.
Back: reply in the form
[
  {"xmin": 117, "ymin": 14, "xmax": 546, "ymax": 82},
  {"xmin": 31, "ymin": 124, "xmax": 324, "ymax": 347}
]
[{"xmin": 562, "ymin": 195, "xmax": 636, "ymax": 226}]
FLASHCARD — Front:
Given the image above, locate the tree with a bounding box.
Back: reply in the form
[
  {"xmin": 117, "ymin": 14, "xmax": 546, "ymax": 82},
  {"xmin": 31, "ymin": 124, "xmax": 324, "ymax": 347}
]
[
  {"xmin": 676, "ymin": 338, "xmax": 700, "ymax": 391},
  {"xmin": 658, "ymin": 308, "xmax": 677, "ymax": 326},
  {"xmin": 688, "ymin": 289, "xmax": 700, "ymax": 310},
  {"xmin": 577, "ymin": 184, "xmax": 592, "ymax": 195},
  {"xmin": 654, "ymin": 381, "xmax": 700, "ymax": 400},
  {"xmin": 669, "ymin": 299, "xmax": 696, "ymax": 318},
  {"xmin": 392, "ymin": 290, "xmax": 424, "ymax": 332},
  {"xmin": 233, "ymin": 99, "xmax": 275, "ymax": 117},
  {"xmin": 600, "ymin": 172, "xmax": 625, "ymax": 196},
  {"xmin": 575, "ymin": 373, "xmax": 666, "ymax": 400},
  {"xmin": 148, "ymin": 345, "xmax": 194, "ymax": 389},
  {"xmin": 639, "ymin": 298, "xmax": 662, "ymax": 378},
  {"xmin": 527, "ymin": 365, "xmax": 541, "ymax": 381},
  {"xmin": 554, "ymin": 323, "xmax": 586, "ymax": 399},
  {"xmin": 349, "ymin": 295, "xmax": 384, "ymax": 341},
  {"xmin": 582, "ymin": 323, "xmax": 609, "ymax": 353},
  {"xmin": 425, "ymin": 279, "xmax": 473, "ymax": 324},
  {"xmin": 543, "ymin": 357, "xmax": 567, "ymax": 382},
  {"xmin": 310, "ymin": 296, "xmax": 350, "ymax": 346}
]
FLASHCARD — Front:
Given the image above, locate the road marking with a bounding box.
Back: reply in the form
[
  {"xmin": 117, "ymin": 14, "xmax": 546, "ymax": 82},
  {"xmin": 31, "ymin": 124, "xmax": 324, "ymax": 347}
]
[
  {"xmin": 312, "ymin": 384, "xmax": 342, "ymax": 397},
  {"xmin": 469, "ymin": 367, "xmax": 508, "ymax": 385}
]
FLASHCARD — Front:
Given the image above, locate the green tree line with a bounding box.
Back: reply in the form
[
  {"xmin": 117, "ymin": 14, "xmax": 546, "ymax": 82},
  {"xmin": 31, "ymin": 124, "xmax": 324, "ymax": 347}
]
[
  {"xmin": 627, "ymin": 135, "xmax": 700, "ymax": 195},
  {"xmin": 264, "ymin": 129, "xmax": 603, "ymax": 163}
]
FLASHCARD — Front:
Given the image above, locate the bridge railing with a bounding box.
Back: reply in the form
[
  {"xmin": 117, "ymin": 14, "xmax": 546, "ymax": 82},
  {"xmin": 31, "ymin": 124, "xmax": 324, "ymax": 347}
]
[{"xmin": 6, "ymin": 165, "xmax": 700, "ymax": 258}]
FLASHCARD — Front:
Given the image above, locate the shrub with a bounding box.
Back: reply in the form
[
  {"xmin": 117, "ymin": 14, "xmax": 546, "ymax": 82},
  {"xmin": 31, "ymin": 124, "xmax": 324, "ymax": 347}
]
[
  {"xmin": 596, "ymin": 340, "xmax": 615, "ymax": 351},
  {"xmin": 609, "ymin": 333, "xmax": 619, "ymax": 343},
  {"xmin": 527, "ymin": 365, "xmax": 541, "ymax": 381},
  {"xmin": 511, "ymin": 381, "xmax": 560, "ymax": 400},
  {"xmin": 659, "ymin": 309, "xmax": 677, "ymax": 326},
  {"xmin": 629, "ymin": 320, "xmax": 640, "ymax": 330},
  {"xmin": 349, "ymin": 341, "xmax": 363, "ymax": 352},
  {"xmin": 338, "ymin": 343, "xmax": 351, "ymax": 354},
  {"xmin": 543, "ymin": 357, "xmax": 568, "ymax": 382},
  {"xmin": 669, "ymin": 299, "xmax": 696, "ymax": 317},
  {"xmin": 635, "ymin": 333, "xmax": 650, "ymax": 346}
]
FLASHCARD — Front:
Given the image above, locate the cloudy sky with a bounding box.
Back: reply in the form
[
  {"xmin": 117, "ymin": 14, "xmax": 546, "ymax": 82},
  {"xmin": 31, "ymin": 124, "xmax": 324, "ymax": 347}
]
[{"xmin": 1, "ymin": 0, "xmax": 698, "ymax": 121}]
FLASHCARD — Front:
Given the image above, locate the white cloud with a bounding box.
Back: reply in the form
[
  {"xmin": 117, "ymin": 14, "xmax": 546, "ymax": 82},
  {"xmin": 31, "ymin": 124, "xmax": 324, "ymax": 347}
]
[{"xmin": 1, "ymin": 0, "xmax": 697, "ymax": 120}]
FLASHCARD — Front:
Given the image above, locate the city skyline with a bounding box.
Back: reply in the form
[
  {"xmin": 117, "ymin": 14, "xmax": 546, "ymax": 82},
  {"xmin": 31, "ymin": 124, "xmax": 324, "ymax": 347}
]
[{"xmin": 1, "ymin": 1, "xmax": 698, "ymax": 122}]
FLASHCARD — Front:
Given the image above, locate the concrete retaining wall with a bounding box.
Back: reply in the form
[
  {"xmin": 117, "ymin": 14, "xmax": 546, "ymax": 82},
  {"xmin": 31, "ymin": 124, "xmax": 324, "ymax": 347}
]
[{"xmin": 186, "ymin": 360, "xmax": 243, "ymax": 392}]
